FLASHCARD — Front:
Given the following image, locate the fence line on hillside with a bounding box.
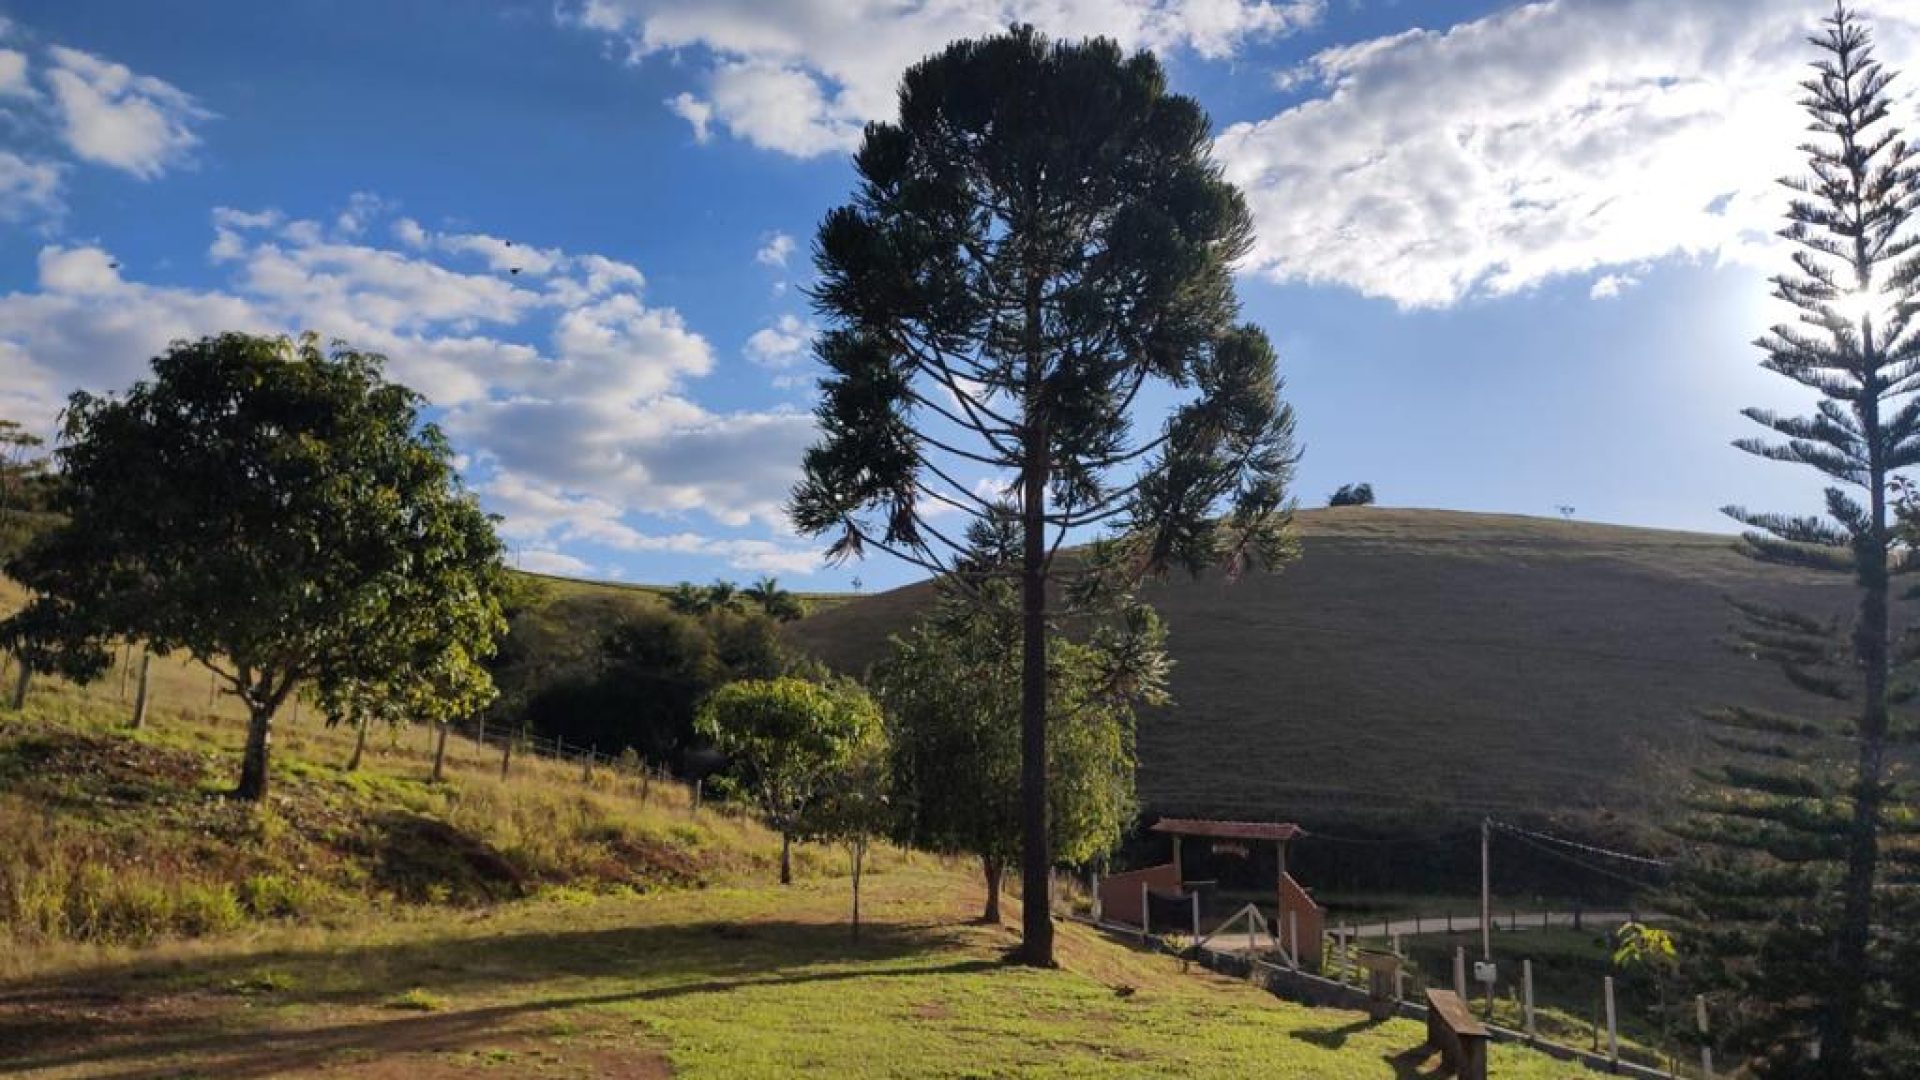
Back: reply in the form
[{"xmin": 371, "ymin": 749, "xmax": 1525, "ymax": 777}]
[{"xmin": 0, "ymin": 642, "xmax": 722, "ymax": 816}]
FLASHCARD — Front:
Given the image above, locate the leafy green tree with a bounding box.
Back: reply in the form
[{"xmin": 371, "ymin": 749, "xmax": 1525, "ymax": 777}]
[
  {"xmin": 1686, "ymin": 7, "xmax": 1920, "ymax": 1075},
  {"xmin": 1328, "ymin": 482, "xmax": 1375, "ymax": 507},
  {"xmin": 696, "ymin": 676, "xmax": 884, "ymax": 885},
  {"xmin": 0, "ymin": 419, "xmax": 46, "ymax": 519},
  {"xmin": 804, "ymin": 726, "xmax": 893, "ymax": 940},
  {"xmin": 791, "ymin": 25, "xmax": 1298, "ymax": 965},
  {"xmin": 0, "ymin": 333, "xmax": 508, "ymax": 801},
  {"xmin": 876, "ymin": 547, "xmax": 1162, "ymax": 923}
]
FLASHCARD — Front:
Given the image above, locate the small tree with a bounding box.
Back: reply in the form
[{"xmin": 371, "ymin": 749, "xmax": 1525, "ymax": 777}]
[
  {"xmin": 792, "ymin": 25, "xmax": 1299, "ymax": 966},
  {"xmin": 1328, "ymin": 482, "xmax": 1375, "ymax": 507},
  {"xmin": 1, "ymin": 333, "xmax": 508, "ymax": 801},
  {"xmin": 695, "ymin": 676, "xmax": 884, "ymax": 884},
  {"xmin": 876, "ymin": 551, "xmax": 1161, "ymax": 923},
  {"xmin": 806, "ymin": 728, "xmax": 893, "ymax": 940}
]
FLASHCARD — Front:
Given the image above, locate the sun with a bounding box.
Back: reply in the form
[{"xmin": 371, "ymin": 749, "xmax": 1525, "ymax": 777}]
[{"xmin": 1834, "ymin": 286, "xmax": 1883, "ymax": 327}]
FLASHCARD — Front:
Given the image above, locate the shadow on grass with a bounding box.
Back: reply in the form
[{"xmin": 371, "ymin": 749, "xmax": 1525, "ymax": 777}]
[
  {"xmin": 0, "ymin": 917, "xmax": 984, "ymax": 1078},
  {"xmin": 1382, "ymin": 1044, "xmax": 1447, "ymax": 1080},
  {"xmin": 1290, "ymin": 1015, "xmax": 1385, "ymax": 1050}
]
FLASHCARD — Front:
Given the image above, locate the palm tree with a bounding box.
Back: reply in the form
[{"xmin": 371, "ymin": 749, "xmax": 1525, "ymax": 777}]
[
  {"xmin": 743, "ymin": 576, "xmax": 804, "ymax": 622},
  {"xmin": 666, "ymin": 582, "xmax": 707, "ymax": 615},
  {"xmin": 704, "ymin": 579, "xmax": 742, "ymax": 613}
]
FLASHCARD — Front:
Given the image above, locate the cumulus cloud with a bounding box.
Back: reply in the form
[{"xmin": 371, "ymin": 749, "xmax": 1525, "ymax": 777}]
[
  {"xmin": 0, "ymin": 48, "xmax": 28, "ymax": 97},
  {"xmin": 1215, "ymin": 0, "xmax": 1920, "ymax": 308},
  {"xmin": 0, "ymin": 198, "xmax": 825, "ymax": 575},
  {"xmin": 0, "ymin": 151, "xmax": 62, "ymax": 225},
  {"xmin": 744, "ymin": 313, "xmax": 813, "ymax": 368},
  {"xmin": 43, "ymin": 45, "xmax": 209, "ymax": 178},
  {"xmin": 754, "ymin": 231, "xmax": 794, "ymax": 267},
  {"xmin": 565, "ymin": 0, "xmax": 1322, "ymax": 156}
]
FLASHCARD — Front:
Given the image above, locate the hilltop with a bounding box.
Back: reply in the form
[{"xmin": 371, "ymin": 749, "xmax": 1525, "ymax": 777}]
[{"xmin": 792, "ymin": 508, "xmax": 1858, "ymax": 851}]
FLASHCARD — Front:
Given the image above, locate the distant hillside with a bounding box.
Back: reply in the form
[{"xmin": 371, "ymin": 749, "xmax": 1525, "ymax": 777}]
[{"xmin": 792, "ymin": 508, "xmax": 1862, "ymax": 844}]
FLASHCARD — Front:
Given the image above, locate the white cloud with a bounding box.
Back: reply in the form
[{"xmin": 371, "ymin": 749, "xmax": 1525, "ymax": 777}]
[
  {"xmin": 754, "ymin": 230, "xmax": 794, "ymax": 267},
  {"xmin": 744, "ymin": 313, "xmax": 813, "ymax": 368},
  {"xmin": 1589, "ymin": 273, "xmax": 1636, "ymax": 300},
  {"xmin": 566, "ymin": 0, "xmax": 1322, "ymax": 156},
  {"xmin": 516, "ymin": 548, "xmax": 596, "ymax": 576},
  {"xmin": 43, "ymin": 45, "xmax": 209, "ymax": 178},
  {"xmin": 1214, "ymin": 0, "xmax": 1920, "ymax": 308},
  {"xmin": 0, "ymin": 197, "xmax": 826, "ymax": 577},
  {"xmin": 0, "ymin": 48, "xmax": 28, "ymax": 97},
  {"xmin": 666, "ymin": 91, "xmax": 713, "ymax": 142},
  {"xmin": 0, "ymin": 151, "xmax": 62, "ymax": 225}
]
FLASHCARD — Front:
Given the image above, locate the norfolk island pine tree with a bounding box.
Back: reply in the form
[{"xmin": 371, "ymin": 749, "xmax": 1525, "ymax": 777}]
[{"xmin": 790, "ymin": 26, "xmax": 1300, "ymax": 966}]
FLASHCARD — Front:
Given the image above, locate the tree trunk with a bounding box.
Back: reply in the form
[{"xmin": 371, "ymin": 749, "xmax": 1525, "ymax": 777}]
[
  {"xmin": 1016, "ymin": 263, "xmax": 1054, "ymax": 967},
  {"xmin": 850, "ymin": 839, "xmax": 866, "ymax": 941},
  {"xmin": 1824, "ymin": 322, "xmax": 1892, "ymax": 1078},
  {"xmin": 130, "ymin": 651, "xmax": 151, "ymax": 729},
  {"xmin": 9, "ymin": 660, "xmax": 29, "ymax": 711},
  {"xmin": 982, "ymin": 857, "xmax": 1003, "ymax": 924},
  {"xmin": 235, "ymin": 702, "xmax": 273, "ymax": 802},
  {"xmin": 431, "ymin": 721, "xmax": 450, "ymax": 783},
  {"xmin": 346, "ymin": 714, "xmax": 369, "ymax": 772},
  {"xmin": 780, "ymin": 832, "xmax": 793, "ymax": 885}
]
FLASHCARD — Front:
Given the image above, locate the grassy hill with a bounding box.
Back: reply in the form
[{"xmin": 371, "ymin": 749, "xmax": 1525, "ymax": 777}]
[
  {"xmin": 793, "ymin": 508, "xmax": 1859, "ymax": 850},
  {"xmin": 0, "ymin": 642, "xmax": 1590, "ymax": 1078}
]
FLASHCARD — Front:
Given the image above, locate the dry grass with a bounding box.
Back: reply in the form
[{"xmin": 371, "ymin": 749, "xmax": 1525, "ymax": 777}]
[
  {"xmin": 793, "ymin": 507, "xmax": 1864, "ymax": 841},
  {"xmin": 0, "ymin": 676, "xmax": 887, "ymax": 963}
]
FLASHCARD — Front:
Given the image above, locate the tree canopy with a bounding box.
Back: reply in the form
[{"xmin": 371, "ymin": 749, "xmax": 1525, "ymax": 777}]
[
  {"xmin": 790, "ymin": 24, "xmax": 1298, "ymax": 965},
  {"xmin": 1328, "ymin": 482, "xmax": 1375, "ymax": 507},
  {"xmin": 1, "ymin": 333, "xmax": 507, "ymax": 801},
  {"xmin": 876, "ymin": 565, "xmax": 1161, "ymax": 923},
  {"xmin": 695, "ymin": 676, "xmax": 885, "ymax": 885}
]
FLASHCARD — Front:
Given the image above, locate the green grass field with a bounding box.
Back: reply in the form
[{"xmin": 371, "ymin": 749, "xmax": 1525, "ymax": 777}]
[
  {"xmin": 0, "ymin": 632, "xmax": 1600, "ymax": 1078},
  {"xmin": 2, "ymin": 859, "xmax": 1600, "ymax": 1079}
]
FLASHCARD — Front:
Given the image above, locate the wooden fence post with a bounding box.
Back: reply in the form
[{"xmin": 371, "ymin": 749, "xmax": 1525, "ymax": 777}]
[
  {"xmin": 1287, "ymin": 909, "xmax": 1299, "ymax": 968},
  {"xmin": 130, "ymin": 650, "xmax": 152, "ymax": 730},
  {"xmin": 1603, "ymin": 976, "xmax": 1619, "ymax": 1065},
  {"xmin": 1453, "ymin": 947, "xmax": 1467, "ymax": 999},
  {"xmin": 1140, "ymin": 883, "xmax": 1150, "ymax": 942},
  {"xmin": 1090, "ymin": 870, "xmax": 1101, "ymax": 922},
  {"xmin": 1522, "ymin": 958, "xmax": 1536, "ymax": 1038},
  {"xmin": 1697, "ymin": 994, "xmax": 1714, "ymax": 1080},
  {"xmin": 500, "ymin": 735, "xmax": 513, "ymax": 779},
  {"xmin": 582, "ymin": 746, "xmax": 594, "ymax": 783},
  {"xmin": 1190, "ymin": 891, "xmax": 1201, "ymax": 940},
  {"xmin": 691, "ymin": 777, "xmax": 702, "ymax": 818}
]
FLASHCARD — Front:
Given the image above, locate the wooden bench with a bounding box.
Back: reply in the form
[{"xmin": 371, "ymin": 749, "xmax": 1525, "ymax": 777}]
[{"xmin": 1424, "ymin": 988, "xmax": 1488, "ymax": 1080}]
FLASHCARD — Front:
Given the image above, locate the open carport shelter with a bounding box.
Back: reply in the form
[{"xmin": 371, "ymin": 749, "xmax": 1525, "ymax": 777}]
[{"xmin": 1096, "ymin": 817, "xmax": 1326, "ymax": 970}]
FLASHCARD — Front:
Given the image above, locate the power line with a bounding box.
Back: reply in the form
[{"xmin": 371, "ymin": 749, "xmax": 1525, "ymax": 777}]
[
  {"xmin": 1487, "ymin": 817, "xmax": 1670, "ymax": 868},
  {"xmin": 1496, "ymin": 828, "xmax": 1667, "ymax": 891}
]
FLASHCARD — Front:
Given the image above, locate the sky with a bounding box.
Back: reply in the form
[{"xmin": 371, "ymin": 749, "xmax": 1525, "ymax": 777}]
[{"xmin": 2, "ymin": 0, "xmax": 1918, "ymax": 591}]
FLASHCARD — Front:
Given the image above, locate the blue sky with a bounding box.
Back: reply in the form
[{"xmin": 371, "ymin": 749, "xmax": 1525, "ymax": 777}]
[{"xmin": 2, "ymin": 0, "xmax": 1915, "ymax": 590}]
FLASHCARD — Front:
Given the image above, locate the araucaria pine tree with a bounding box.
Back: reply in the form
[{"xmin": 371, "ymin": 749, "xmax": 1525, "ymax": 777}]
[
  {"xmin": 791, "ymin": 26, "xmax": 1299, "ymax": 966},
  {"xmin": 1685, "ymin": 6, "xmax": 1920, "ymax": 1076}
]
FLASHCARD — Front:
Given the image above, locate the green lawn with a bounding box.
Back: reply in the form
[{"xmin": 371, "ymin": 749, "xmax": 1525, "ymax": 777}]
[{"xmin": 0, "ymin": 866, "xmax": 1599, "ymax": 1078}]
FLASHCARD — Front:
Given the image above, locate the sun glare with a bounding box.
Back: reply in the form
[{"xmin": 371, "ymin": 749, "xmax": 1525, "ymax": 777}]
[{"xmin": 1834, "ymin": 287, "xmax": 1883, "ymax": 327}]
